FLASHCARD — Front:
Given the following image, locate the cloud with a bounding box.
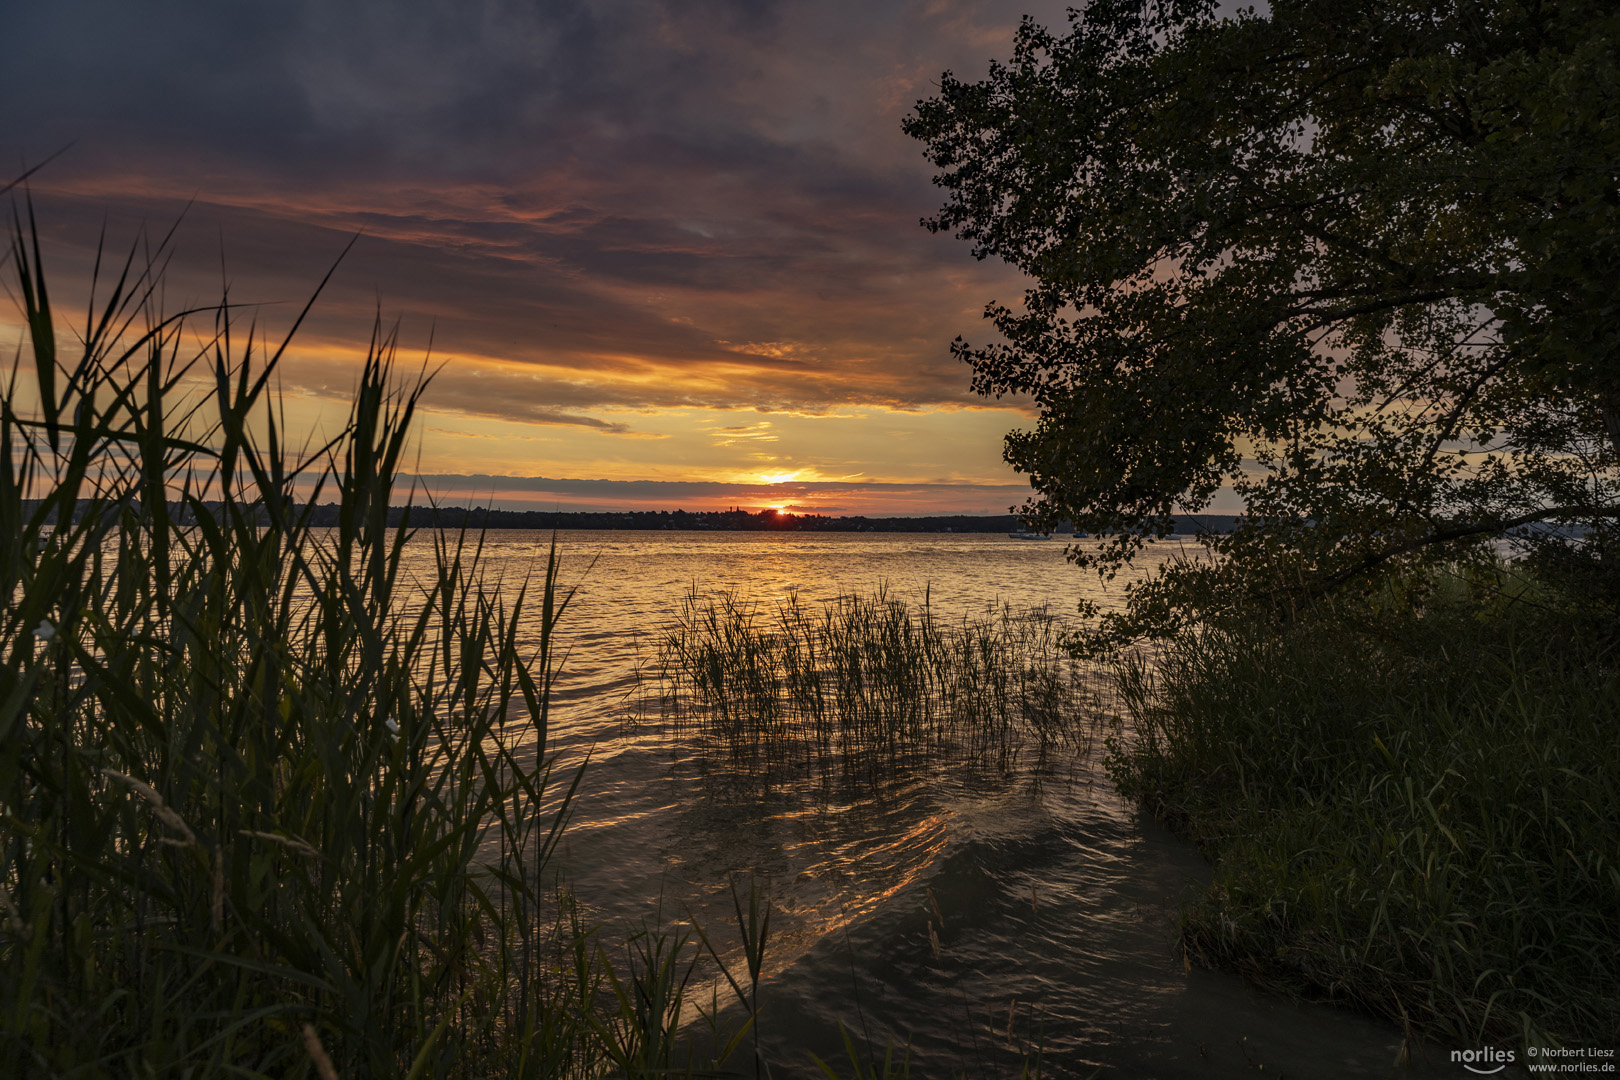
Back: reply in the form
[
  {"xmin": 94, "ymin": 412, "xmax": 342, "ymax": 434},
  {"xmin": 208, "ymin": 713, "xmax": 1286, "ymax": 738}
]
[
  {"xmin": 5, "ymin": 0, "xmax": 1072, "ymax": 497},
  {"xmin": 710, "ymin": 422, "xmax": 779, "ymax": 446},
  {"xmin": 408, "ymin": 471, "xmax": 1035, "ymax": 515}
]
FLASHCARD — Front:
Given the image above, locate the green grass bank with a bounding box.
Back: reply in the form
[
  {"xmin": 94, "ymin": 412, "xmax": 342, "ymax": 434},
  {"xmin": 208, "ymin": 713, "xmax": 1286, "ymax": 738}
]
[{"xmin": 1105, "ymin": 568, "xmax": 1620, "ymax": 1049}]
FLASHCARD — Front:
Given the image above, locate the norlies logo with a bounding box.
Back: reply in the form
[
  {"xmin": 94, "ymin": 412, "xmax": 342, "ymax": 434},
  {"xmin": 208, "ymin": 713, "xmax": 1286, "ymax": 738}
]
[{"xmin": 1454, "ymin": 1047, "xmax": 1517, "ymax": 1074}]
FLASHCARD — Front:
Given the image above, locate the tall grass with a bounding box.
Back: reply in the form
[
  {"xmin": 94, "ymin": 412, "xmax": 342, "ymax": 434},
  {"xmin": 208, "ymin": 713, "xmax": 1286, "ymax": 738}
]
[
  {"xmin": 647, "ymin": 588, "xmax": 1090, "ymax": 778},
  {"xmin": 0, "ymin": 206, "xmax": 760, "ymax": 1077},
  {"xmin": 1106, "ymin": 566, "xmax": 1620, "ymax": 1048},
  {"xmin": 0, "ymin": 200, "xmax": 1080, "ymax": 1079}
]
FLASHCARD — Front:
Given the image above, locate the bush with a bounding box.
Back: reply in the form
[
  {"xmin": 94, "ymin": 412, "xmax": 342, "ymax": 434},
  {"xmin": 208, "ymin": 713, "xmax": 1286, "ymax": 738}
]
[{"xmin": 1106, "ymin": 569, "xmax": 1620, "ymax": 1047}]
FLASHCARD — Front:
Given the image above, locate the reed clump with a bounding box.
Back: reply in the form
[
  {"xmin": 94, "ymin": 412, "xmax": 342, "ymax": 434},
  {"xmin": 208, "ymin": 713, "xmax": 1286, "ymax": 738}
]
[
  {"xmin": 0, "ymin": 205, "xmax": 756, "ymax": 1077},
  {"xmin": 1106, "ymin": 563, "xmax": 1620, "ymax": 1048},
  {"xmin": 648, "ymin": 588, "xmax": 1089, "ymax": 777}
]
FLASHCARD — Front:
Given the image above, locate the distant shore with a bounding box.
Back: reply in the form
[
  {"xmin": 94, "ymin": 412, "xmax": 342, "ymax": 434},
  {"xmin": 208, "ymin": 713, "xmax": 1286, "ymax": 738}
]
[
  {"xmin": 26, "ymin": 498, "xmax": 1241, "ymax": 534},
  {"xmin": 321, "ymin": 504, "xmax": 1245, "ymax": 535}
]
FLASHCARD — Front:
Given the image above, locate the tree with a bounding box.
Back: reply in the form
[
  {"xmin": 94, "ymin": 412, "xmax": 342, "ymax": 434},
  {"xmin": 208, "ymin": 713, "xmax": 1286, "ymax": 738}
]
[{"xmin": 905, "ymin": 0, "xmax": 1620, "ymax": 642}]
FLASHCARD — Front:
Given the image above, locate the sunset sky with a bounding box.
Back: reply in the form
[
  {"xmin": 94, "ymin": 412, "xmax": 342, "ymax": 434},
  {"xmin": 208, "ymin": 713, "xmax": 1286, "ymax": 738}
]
[{"xmin": 3, "ymin": 0, "xmax": 1084, "ymax": 516}]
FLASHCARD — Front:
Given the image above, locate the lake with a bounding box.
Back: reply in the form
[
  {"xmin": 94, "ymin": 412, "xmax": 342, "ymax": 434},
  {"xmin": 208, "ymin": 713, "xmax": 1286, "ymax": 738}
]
[{"xmin": 400, "ymin": 529, "xmax": 1453, "ymax": 1078}]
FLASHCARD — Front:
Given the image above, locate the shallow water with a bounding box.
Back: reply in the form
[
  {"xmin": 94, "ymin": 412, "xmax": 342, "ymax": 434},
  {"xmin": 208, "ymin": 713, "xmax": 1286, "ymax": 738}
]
[{"xmin": 401, "ymin": 530, "xmax": 1460, "ymax": 1078}]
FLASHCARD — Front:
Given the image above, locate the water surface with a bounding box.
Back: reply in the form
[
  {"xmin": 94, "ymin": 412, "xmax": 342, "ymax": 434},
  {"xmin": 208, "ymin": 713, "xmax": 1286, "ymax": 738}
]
[{"xmin": 403, "ymin": 530, "xmax": 1455, "ymax": 1078}]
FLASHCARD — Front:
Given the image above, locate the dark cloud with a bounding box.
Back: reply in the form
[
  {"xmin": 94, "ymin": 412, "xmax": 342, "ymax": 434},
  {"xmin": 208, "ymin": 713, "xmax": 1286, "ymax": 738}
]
[{"xmin": 6, "ymin": 0, "xmax": 1071, "ymax": 423}]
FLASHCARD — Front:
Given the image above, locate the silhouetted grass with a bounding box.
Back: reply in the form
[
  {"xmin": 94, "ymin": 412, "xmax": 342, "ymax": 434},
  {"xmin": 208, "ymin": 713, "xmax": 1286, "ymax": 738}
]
[
  {"xmin": 1106, "ymin": 564, "xmax": 1620, "ymax": 1049},
  {"xmin": 647, "ymin": 588, "xmax": 1091, "ymax": 779},
  {"xmin": 0, "ymin": 198, "xmax": 1069, "ymax": 1079},
  {"xmin": 0, "ymin": 204, "xmax": 773, "ymax": 1078}
]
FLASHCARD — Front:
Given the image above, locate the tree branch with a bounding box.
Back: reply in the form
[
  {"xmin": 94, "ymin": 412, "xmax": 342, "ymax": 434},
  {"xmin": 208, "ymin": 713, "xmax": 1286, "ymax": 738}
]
[{"xmin": 1322, "ymin": 505, "xmax": 1620, "ymax": 592}]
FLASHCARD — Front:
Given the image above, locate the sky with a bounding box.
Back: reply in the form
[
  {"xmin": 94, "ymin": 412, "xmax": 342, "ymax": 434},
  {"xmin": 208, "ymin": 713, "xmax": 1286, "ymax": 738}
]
[{"xmin": 2, "ymin": 0, "xmax": 1085, "ymax": 516}]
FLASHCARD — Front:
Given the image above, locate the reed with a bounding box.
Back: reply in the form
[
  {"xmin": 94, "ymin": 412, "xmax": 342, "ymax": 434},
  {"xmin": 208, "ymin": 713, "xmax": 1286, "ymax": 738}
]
[
  {"xmin": 0, "ymin": 204, "xmax": 752, "ymax": 1077},
  {"xmin": 646, "ymin": 587, "xmax": 1090, "ymax": 779},
  {"xmin": 1106, "ymin": 564, "xmax": 1620, "ymax": 1048},
  {"xmin": 0, "ymin": 198, "xmax": 1067, "ymax": 1079}
]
